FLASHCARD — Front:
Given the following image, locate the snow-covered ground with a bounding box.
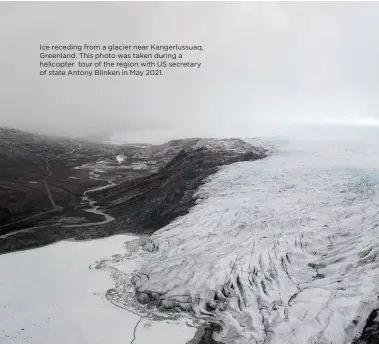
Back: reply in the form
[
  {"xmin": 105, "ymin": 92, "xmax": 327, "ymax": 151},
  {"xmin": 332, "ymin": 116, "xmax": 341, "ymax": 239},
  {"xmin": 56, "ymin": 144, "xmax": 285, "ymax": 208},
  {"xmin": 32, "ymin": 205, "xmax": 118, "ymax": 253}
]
[
  {"xmin": 103, "ymin": 135, "xmax": 379, "ymax": 344},
  {"xmin": 193, "ymin": 138, "xmax": 266, "ymax": 155},
  {"xmin": 0, "ymin": 235, "xmax": 198, "ymax": 344},
  {"xmin": 116, "ymin": 154, "xmax": 126, "ymax": 163}
]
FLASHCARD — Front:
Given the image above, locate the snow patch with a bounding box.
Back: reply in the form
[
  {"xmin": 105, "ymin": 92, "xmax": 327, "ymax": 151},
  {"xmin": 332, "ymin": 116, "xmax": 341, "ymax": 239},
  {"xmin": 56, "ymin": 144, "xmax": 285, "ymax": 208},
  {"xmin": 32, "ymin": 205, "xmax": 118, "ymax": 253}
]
[
  {"xmin": 130, "ymin": 162, "xmax": 148, "ymax": 170},
  {"xmin": 116, "ymin": 154, "xmax": 126, "ymax": 163}
]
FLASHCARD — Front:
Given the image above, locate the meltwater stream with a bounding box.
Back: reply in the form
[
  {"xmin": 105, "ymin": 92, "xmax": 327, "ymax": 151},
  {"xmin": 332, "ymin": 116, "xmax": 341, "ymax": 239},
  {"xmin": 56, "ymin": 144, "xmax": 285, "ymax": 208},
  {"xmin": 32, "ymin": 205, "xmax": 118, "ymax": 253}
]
[
  {"xmin": 64, "ymin": 169, "xmax": 115, "ymax": 228},
  {"xmin": 99, "ymin": 136, "xmax": 379, "ymax": 344}
]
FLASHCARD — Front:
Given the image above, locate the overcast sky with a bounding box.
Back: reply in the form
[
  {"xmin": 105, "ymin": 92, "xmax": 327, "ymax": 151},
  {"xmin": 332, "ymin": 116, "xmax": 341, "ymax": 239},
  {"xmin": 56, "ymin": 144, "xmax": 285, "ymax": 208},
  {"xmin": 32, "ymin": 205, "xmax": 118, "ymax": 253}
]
[{"xmin": 1, "ymin": 2, "xmax": 379, "ymax": 143}]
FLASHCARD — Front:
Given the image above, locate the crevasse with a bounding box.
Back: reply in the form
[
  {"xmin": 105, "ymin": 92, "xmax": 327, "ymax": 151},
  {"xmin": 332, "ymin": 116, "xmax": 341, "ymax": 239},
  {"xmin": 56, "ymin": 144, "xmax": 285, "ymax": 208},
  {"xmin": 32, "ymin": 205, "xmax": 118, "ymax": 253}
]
[{"xmin": 106, "ymin": 138, "xmax": 379, "ymax": 344}]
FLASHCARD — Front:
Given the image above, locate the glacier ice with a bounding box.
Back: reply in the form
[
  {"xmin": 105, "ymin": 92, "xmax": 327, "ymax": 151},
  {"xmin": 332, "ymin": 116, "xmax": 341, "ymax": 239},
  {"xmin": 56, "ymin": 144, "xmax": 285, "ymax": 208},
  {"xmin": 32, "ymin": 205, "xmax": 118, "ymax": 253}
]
[{"xmin": 104, "ymin": 138, "xmax": 379, "ymax": 344}]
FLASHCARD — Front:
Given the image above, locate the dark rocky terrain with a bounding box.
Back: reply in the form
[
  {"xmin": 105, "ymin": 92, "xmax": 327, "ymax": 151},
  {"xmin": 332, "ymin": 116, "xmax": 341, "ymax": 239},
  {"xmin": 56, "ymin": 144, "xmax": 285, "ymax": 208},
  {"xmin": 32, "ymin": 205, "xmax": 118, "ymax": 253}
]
[
  {"xmin": 0, "ymin": 127, "xmax": 150, "ymax": 233},
  {"xmin": 352, "ymin": 309, "xmax": 379, "ymax": 344}
]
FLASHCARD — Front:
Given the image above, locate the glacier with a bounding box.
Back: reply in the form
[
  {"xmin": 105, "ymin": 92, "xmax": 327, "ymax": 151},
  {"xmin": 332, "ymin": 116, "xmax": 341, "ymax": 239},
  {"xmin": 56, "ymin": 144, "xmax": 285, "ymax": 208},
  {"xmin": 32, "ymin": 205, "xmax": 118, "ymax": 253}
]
[{"xmin": 102, "ymin": 136, "xmax": 379, "ymax": 344}]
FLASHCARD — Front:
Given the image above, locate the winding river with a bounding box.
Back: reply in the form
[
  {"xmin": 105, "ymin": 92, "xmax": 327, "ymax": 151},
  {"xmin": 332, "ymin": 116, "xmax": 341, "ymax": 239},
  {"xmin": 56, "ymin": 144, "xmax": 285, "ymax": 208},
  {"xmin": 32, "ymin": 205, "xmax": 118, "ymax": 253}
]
[{"xmin": 63, "ymin": 169, "xmax": 116, "ymax": 228}]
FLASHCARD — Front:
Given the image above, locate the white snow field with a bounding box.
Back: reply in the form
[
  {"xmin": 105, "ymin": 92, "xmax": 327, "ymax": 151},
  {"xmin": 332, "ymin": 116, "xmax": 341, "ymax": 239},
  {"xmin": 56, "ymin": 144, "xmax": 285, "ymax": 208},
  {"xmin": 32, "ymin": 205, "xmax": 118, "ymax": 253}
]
[
  {"xmin": 0, "ymin": 235, "xmax": 197, "ymax": 344},
  {"xmin": 104, "ymin": 135, "xmax": 379, "ymax": 344}
]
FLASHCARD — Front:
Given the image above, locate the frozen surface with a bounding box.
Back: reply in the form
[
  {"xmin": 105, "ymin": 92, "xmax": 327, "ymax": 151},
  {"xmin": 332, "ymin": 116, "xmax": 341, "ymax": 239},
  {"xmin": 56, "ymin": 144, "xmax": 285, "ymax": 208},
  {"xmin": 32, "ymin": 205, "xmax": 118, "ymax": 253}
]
[
  {"xmin": 193, "ymin": 138, "xmax": 266, "ymax": 155},
  {"xmin": 107, "ymin": 137, "xmax": 379, "ymax": 344},
  {"xmin": 0, "ymin": 235, "xmax": 197, "ymax": 344}
]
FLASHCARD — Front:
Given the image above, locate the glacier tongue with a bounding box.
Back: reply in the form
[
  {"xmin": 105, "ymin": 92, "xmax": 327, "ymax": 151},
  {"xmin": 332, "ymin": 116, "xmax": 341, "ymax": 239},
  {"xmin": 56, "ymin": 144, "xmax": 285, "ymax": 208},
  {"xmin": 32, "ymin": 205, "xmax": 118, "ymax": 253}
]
[{"xmin": 113, "ymin": 139, "xmax": 379, "ymax": 343}]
